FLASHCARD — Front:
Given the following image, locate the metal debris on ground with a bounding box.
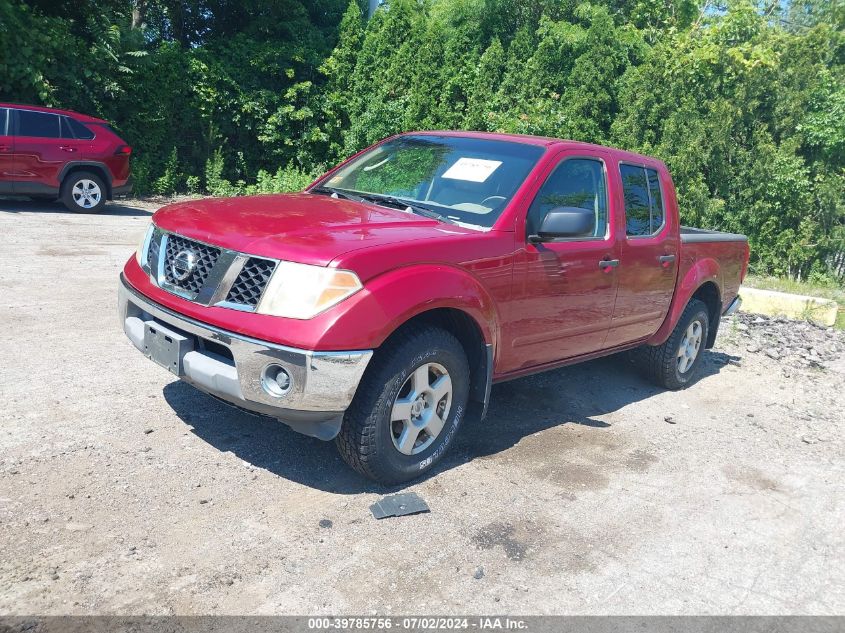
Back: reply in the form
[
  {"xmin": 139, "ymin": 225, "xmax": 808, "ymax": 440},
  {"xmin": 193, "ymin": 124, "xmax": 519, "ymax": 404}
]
[{"xmin": 369, "ymin": 492, "xmax": 430, "ymax": 519}]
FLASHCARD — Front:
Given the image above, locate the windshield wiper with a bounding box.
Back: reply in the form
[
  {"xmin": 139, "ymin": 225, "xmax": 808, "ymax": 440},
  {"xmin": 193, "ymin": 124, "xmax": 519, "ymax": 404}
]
[
  {"xmin": 357, "ymin": 193, "xmax": 455, "ymax": 225},
  {"xmin": 313, "ymin": 187, "xmax": 455, "ymax": 225},
  {"xmin": 310, "ymin": 185, "xmax": 366, "ymax": 203}
]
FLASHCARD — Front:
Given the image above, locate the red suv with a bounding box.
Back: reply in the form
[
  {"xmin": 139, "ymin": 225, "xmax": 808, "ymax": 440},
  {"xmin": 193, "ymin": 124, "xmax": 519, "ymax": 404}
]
[{"xmin": 0, "ymin": 103, "xmax": 132, "ymax": 212}]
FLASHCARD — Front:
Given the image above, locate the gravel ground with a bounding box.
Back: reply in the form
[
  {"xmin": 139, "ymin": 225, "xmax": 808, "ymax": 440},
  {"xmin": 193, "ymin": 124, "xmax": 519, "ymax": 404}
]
[{"xmin": 0, "ymin": 198, "xmax": 843, "ymax": 615}]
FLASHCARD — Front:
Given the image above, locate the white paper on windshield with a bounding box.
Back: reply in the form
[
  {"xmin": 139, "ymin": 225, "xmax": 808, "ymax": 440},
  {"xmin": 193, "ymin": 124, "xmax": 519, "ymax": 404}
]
[{"xmin": 442, "ymin": 157, "xmax": 502, "ymax": 183}]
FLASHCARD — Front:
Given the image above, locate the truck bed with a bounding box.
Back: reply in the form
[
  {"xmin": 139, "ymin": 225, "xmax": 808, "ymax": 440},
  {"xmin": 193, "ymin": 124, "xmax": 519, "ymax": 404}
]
[{"xmin": 675, "ymin": 227, "xmax": 749, "ymax": 318}]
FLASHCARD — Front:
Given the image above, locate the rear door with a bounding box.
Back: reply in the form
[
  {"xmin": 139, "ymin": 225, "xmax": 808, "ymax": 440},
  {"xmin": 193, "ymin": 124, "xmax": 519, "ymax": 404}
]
[
  {"xmin": 604, "ymin": 162, "xmax": 679, "ymax": 347},
  {"xmin": 503, "ymin": 149, "xmax": 621, "ymax": 371},
  {"xmin": 10, "ymin": 108, "xmax": 67, "ymax": 194},
  {"xmin": 0, "ymin": 108, "xmax": 13, "ymax": 193}
]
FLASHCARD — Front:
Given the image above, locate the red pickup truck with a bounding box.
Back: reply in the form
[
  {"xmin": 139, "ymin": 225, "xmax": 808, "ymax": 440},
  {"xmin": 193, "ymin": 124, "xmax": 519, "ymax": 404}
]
[{"xmin": 119, "ymin": 131, "xmax": 748, "ymax": 483}]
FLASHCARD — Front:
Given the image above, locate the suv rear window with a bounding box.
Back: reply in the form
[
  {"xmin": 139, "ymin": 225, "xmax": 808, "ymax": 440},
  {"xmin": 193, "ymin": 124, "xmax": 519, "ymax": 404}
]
[
  {"xmin": 66, "ymin": 117, "xmax": 95, "ymax": 140},
  {"xmin": 17, "ymin": 110, "xmax": 61, "ymax": 138}
]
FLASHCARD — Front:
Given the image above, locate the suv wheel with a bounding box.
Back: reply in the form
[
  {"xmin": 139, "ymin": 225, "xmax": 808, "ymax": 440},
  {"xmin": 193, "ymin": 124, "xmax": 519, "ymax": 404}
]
[
  {"xmin": 631, "ymin": 298, "xmax": 710, "ymax": 390},
  {"xmin": 336, "ymin": 326, "xmax": 469, "ymax": 484},
  {"xmin": 61, "ymin": 171, "xmax": 106, "ymax": 213}
]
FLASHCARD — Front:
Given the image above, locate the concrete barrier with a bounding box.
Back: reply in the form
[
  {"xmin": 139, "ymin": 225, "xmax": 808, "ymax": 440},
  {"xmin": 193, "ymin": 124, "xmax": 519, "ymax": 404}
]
[{"xmin": 739, "ymin": 287, "xmax": 839, "ymax": 326}]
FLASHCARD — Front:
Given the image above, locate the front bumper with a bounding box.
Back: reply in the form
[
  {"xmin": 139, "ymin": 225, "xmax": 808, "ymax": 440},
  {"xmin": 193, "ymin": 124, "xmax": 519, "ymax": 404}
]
[{"xmin": 119, "ymin": 275, "xmax": 372, "ymax": 440}]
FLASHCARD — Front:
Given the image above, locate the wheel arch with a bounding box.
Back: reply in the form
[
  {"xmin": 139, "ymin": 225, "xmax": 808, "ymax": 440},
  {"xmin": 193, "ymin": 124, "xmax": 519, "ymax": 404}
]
[
  {"xmin": 313, "ymin": 263, "xmax": 499, "ymax": 418},
  {"xmin": 690, "ymin": 281, "xmax": 722, "ymax": 348},
  {"xmin": 59, "ymin": 162, "xmax": 113, "ymax": 199},
  {"xmin": 377, "ymin": 307, "xmax": 493, "ymax": 420},
  {"xmin": 648, "ymin": 257, "xmax": 723, "ymax": 348}
]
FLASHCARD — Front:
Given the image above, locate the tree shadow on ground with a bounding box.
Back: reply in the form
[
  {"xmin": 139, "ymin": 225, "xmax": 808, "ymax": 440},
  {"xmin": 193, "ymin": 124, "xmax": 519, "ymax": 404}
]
[
  {"xmin": 0, "ymin": 197, "xmax": 152, "ymax": 217},
  {"xmin": 162, "ymin": 349, "xmax": 737, "ymax": 495}
]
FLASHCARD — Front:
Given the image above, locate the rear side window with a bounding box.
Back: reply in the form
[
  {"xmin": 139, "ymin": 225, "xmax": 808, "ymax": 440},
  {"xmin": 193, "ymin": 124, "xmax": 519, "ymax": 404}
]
[
  {"xmin": 16, "ymin": 110, "xmax": 61, "ymax": 138},
  {"xmin": 621, "ymin": 164, "xmax": 665, "ymax": 236},
  {"xmin": 528, "ymin": 158, "xmax": 608, "ymax": 238},
  {"xmin": 0, "ymin": 109, "xmax": 8, "ymax": 135},
  {"xmin": 66, "ymin": 117, "xmax": 95, "ymax": 140}
]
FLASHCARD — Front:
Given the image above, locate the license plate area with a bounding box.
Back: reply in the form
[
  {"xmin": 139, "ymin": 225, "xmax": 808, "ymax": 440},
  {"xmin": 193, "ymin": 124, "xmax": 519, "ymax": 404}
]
[{"xmin": 143, "ymin": 320, "xmax": 194, "ymax": 376}]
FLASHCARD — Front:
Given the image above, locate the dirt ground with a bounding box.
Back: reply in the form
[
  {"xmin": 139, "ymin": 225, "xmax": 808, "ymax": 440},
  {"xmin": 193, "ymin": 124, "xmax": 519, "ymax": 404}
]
[{"xmin": 0, "ymin": 198, "xmax": 843, "ymax": 615}]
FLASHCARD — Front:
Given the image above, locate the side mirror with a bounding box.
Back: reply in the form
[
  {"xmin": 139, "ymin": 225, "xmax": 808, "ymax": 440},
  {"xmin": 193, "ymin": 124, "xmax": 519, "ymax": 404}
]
[{"xmin": 529, "ymin": 207, "xmax": 595, "ymax": 242}]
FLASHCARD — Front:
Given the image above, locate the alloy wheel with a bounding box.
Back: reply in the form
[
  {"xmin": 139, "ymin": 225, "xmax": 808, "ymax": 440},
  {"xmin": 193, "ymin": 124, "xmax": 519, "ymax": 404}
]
[
  {"xmin": 72, "ymin": 179, "xmax": 102, "ymax": 209},
  {"xmin": 677, "ymin": 320, "xmax": 703, "ymax": 374},
  {"xmin": 390, "ymin": 362, "xmax": 452, "ymax": 455}
]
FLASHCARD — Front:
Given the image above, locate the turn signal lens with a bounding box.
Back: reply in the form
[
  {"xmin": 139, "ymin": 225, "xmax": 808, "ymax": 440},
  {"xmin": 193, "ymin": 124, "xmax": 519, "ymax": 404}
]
[{"xmin": 257, "ymin": 261, "xmax": 363, "ymax": 320}]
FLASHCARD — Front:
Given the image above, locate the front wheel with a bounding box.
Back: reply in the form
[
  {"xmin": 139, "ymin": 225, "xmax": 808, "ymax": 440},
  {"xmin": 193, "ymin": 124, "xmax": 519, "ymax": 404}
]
[
  {"xmin": 336, "ymin": 326, "xmax": 469, "ymax": 484},
  {"xmin": 631, "ymin": 298, "xmax": 710, "ymax": 390},
  {"xmin": 61, "ymin": 171, "xmax": 106, "ymax": 213}
]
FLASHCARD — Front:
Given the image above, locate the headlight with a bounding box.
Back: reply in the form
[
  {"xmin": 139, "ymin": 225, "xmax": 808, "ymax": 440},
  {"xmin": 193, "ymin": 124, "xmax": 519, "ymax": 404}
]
[
  {"xmin": 135, "ymin": 223, "xmax": 154, "ymax": 268},
  {"xmin": 256, "ymin": 261, "xmax": 363, "ymax": 319}
]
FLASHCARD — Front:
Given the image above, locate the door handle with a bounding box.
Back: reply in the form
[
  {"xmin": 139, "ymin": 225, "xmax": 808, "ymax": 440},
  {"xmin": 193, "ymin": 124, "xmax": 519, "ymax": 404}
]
[
  {"xmin": 0, "ymin": 145, "xmax": 9, "ymax": 152},
  {"xmin": 59, "ymin": 146, "xmax": 77, "ymax": 152},
  {"xmin": 599, "ymin": 258, "xmax": 620, "ymax": 270},
  {"xmin": 658, "ymin": 254, "xmax": 676, "ymax": 267}
]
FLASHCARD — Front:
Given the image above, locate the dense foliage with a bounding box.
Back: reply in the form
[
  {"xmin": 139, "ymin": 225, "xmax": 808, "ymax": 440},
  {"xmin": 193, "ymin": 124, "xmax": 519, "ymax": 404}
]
[{"xmin": 1, "ymin": 0, "xmax": 843, "ymax": 280}]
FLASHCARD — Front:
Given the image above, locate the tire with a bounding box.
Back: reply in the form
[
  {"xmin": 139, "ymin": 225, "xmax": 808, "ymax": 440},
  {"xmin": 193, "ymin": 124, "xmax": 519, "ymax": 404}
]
[
  {"xmin": 336, "ymin": 326, "xmax": 470, "ymax": 484},
  {"xmin": 631, "ymin": 298, "xmax": 710, "ymax": 390},
  {"xmin": 61, "ymin": 171, "xmax": 107, "ymax": 213}
]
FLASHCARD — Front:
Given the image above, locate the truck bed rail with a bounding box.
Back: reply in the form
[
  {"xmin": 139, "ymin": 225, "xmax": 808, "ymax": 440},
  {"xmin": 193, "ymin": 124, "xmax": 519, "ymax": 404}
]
[{"xmin": 680, "ymin": 226, "xmax": 748, "ymax": 243}]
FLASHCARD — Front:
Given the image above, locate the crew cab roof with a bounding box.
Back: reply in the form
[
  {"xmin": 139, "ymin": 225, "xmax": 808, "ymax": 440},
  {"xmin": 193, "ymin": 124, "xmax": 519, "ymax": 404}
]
[{"xmin": 0, "ymin": 102, "xmax": 108, "ymax": 124}]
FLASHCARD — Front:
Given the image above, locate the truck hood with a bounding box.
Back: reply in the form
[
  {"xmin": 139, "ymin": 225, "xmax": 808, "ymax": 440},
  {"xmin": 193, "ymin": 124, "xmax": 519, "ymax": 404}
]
[{"xmin": 152, "ymin": 193, "xmax": 475, "ymax": 267}]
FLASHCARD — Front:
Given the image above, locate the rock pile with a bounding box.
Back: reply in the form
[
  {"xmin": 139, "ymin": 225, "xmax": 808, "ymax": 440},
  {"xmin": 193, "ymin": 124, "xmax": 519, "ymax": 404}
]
[{"xmin": 726, "ymin": 312, "xmax": 844, "ymax": 369}]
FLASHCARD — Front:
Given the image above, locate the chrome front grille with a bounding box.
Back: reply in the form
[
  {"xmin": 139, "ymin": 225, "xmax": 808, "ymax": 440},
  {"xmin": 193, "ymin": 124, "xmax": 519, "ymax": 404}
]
[
  {"xmin": 226, "ymin": 257, "xmax": 276, "ymax": 308},
  {"xmin": 141, "ymin": 228, "xmax": 277, "ymax": 312},
  {"xmin": 162, "ymin": 235, "xmax": 221, "ymax": 295}
]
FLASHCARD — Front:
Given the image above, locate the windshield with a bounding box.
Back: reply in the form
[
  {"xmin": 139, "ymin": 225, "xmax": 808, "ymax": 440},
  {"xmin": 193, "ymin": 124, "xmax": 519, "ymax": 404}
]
[{"xmin": 315, "ymin": 135, "xmax": 545, "ymax": 228}]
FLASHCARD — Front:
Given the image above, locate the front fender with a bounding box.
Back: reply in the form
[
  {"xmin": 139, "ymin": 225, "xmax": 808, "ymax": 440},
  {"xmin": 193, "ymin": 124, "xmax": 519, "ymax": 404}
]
[
  {"xmin": 313, "ymin": 264, "xmax": 499, "ymax": 352},
  {"xmin": 647, "ymin": 257, "xmax": 721, "ymax": 346}
]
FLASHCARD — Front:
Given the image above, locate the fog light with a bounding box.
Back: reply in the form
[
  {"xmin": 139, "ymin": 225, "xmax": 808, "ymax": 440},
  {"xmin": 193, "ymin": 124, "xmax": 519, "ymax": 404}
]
[{"xmin": 261, "ymin": 364, "xmax": 292, "ymax": 397}]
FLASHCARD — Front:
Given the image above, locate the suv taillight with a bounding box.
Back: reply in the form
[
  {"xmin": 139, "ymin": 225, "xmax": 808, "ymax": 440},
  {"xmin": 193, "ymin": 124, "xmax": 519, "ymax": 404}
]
[{"xmin": 115, "ymin": 145, "xmax": 132, "ymax": 156}]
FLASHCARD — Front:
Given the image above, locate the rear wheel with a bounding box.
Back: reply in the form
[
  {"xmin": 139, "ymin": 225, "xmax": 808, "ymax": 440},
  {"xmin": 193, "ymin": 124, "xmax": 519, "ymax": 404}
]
[
  {"xmin": 632, "ymin": 298, "xmax": 710, "ymax": 390},
  {"xmin": 61, "ymin": 171, "xmax": 106, "ymax": 213},
  {"xmin": 336, "ymin": 326, "xmax": 469, "ymax": 484}
]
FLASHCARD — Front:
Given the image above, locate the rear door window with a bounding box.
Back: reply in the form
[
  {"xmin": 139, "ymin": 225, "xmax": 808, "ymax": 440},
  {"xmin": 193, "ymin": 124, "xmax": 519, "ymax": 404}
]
[
  {"xmin": 621, "ymin": 164, "xmax": 665, "ymax": 236},
  {"xmin": 621, "ymin": 164, "xmax": 651, "ymax": 236},
  {"xmin": 16, "ymin": 110, "xmax": 61, "ymax": 138},
  {"xmin": 0, "ymin": 108, "xmax": 8, "ymax": 135}
]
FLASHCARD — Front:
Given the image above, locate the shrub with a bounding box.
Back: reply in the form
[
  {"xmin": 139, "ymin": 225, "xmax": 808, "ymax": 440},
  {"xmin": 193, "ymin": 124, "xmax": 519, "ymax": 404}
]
[{"xmin": 152, "ymin": 148, "xmax": 182, "ymax": 195}]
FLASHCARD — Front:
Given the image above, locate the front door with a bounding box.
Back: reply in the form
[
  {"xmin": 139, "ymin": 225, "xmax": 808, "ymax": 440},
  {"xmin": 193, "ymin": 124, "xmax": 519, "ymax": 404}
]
[
  {"xmin": 503, "ymin": 151, "xmax": 621, "ymax": 372},
  {"xmin": 603, "ymin": 162, "xmax": 678, "ymax": 347}
]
